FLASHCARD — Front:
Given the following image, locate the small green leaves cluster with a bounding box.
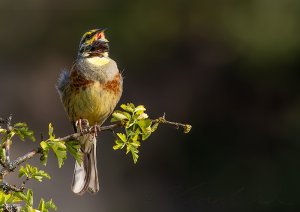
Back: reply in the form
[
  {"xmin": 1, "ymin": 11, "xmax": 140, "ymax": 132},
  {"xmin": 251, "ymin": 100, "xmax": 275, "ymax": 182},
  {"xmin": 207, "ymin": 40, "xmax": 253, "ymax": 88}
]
[
  {"xmin": 0, "ymin": 122, "xmax": 35, "ymax": 163},
  {"xmin": 0, "ymin": 190, "xmax": 22, "ymax": 205},
  {"xmin": 40, "ymin": 123, "xmax": 82, "ymax": 168},
  {"xmin": 111, "ymin": 103, "xmax": 159, "ymax": 163},
  {"xmin": 0, "ymin": 122, "xmax": 80, "ymax": 211},
  {"xmin": 19, "ymin": 164, "xmax": 50, "ymax": 182},
  {"xmin": 14, "ymin": 189, "xmax": 56, "ymax": 212},
  {"xmin": 0, "ymin": 103, "xmax": 191, "ymax": 210},
  {"xmin": 0, "ymin": 122, "xmax": 35, "ymax": 143},
  {"xmin": 14, "ymin": 168, "xmax": 55, "ymax": 211}
]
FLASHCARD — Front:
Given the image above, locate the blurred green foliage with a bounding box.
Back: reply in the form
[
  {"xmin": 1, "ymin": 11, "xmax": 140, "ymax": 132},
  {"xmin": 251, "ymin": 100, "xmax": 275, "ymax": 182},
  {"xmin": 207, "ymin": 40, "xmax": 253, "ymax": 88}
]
[{"xmin": 0, "ymin": 0, "xmax": 299, "ymax": 211}]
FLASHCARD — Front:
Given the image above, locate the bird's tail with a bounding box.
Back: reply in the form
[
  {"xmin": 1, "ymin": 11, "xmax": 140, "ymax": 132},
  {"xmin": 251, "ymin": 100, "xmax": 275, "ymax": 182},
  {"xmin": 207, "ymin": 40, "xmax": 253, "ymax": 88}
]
[{"xmin": 71, "ymin": 135, "xmax": 99, "ymax": 195}]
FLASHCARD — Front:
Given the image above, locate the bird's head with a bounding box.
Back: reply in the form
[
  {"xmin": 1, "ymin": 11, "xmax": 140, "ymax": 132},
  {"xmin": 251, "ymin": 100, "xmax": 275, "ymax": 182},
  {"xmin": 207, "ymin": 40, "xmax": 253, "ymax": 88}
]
[{"xmin": 78, "ymin": 28, "xmax": 109, "ymax": 58}]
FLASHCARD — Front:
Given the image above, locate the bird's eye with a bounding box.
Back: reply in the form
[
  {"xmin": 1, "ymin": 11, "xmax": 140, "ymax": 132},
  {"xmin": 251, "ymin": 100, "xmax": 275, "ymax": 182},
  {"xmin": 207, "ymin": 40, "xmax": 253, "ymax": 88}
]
[{"xmin": 85, "ymin": 34, "xmax": 92, "ymax": 39}]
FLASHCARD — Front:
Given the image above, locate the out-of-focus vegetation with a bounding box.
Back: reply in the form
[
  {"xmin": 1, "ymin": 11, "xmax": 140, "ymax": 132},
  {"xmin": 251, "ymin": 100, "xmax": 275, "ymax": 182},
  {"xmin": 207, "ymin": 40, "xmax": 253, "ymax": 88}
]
[{"xmin": 0, "ymin": 0, "xmax": 299, "ymax": 211}]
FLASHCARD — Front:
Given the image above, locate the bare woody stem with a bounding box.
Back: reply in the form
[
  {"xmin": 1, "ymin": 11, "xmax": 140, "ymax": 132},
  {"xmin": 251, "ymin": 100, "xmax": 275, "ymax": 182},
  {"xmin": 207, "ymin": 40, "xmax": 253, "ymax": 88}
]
[{"xmin": 152, "ymin": 115, "xmax": 192, "ymax": 133}]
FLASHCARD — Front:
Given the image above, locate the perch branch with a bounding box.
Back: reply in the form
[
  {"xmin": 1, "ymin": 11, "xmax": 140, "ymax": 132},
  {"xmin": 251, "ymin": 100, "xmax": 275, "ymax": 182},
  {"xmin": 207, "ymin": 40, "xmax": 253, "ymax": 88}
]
[{"xmin": 0, "ymin": 115, "xmax": 191, "ymax": 178}]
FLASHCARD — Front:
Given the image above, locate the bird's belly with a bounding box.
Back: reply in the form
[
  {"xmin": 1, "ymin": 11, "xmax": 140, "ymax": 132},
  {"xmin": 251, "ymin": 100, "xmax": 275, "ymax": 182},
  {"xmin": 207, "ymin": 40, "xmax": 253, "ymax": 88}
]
[{"xmin": 69, "ymin": 82, "xmax": 118, "ymax": 125}]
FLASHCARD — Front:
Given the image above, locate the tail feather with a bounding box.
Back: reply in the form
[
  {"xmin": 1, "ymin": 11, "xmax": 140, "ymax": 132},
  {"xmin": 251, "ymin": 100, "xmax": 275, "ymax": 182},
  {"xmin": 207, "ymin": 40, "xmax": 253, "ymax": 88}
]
[
  {"xmin": 88, "ymin": 141, "xmax": 99, "ymax": 193},
  {"xmin": 71, "ymin": 157, "xmax": 89, "ymax": 195},
  {"xmin": 71, "ymin": 135, "xmax": 99, "ymax": 195}
]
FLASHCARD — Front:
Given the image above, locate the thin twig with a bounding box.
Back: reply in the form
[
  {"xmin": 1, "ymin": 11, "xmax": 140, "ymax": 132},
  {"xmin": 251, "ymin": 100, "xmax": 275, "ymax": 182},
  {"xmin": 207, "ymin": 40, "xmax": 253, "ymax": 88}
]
[
  {"xmin": 3, "ymin": 203, "xmax": 21, "ymax": 212},
  {"xmin": 12, "ymin": 149, "xmax": 41, "ymax": 169},
  {"xmin": 0, "ymin": 158, "xmax": 7, "ymax": 168},
  {"xmin": 0, "ymin": 123, "xmax": 121, "ymax": 177},
  {"xmin": 0, "ymin": 149, "xmax": 40, "ymax": 178},
  {"xmin": 0, "ymin": 115, "xmax": 191, "ymax": 178},
  {"xmin": 58, "ymin": 123, "xmax": 121, "ymax": 142},
  {"xmin": 0, "ymin": 182, "xmax": 24, "ymax": 193},
  {"xmin": 4, "ymin": 141, "xmax": 11, "ymax": 164},
  {"xmin": 152, "ymin": 115, "xmax": 192, "ymax": 133},
  {"xmin": 20, "ymin": 177, "xmax": 30, "ymax": 189},
  {"xmin": 0, "ymin": 115, "xmax": 13, "ymax": 164}
]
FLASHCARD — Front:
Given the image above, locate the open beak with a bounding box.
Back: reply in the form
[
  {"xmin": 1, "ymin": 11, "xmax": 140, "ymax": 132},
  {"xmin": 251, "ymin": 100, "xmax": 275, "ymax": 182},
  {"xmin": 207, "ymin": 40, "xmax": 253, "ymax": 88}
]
[
  {"xmin": 90, "ymin": 30, "xmax": 110, "ymax": 53},
  {"xmin": 94, "ymin": 29, "xmax": 109, "ymax": 44}
]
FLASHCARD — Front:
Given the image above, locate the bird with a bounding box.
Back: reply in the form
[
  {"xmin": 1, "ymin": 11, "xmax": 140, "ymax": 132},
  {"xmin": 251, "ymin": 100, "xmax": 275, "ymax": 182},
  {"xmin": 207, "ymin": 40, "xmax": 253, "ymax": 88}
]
[{"xmin": 56, "ymin": 28, "xmax": 123, "ymax": 195}]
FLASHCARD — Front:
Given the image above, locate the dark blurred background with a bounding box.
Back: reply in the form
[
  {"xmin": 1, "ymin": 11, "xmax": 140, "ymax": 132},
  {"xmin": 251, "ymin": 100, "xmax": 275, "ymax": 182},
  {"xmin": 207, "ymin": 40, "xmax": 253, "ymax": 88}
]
[{"xmin": 0, "ymin": 0, "xmax": 300, "ymax": 211}]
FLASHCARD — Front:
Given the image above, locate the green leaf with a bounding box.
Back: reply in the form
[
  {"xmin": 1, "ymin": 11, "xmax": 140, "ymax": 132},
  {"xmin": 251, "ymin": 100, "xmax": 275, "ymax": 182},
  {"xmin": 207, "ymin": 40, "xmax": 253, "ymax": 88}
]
[
  {"xmin": 32, "ymin": 171, "xmax": 51, "ymax": 182},
  {"xmin": 27, "ymin": 189, "xmax": 33, "ymax": 206},
  {"xmin": 14, "ymin": 191, "xmax": 27, "ymax": 201},
  {"xmin": 113, "ymin": 143, "xmax": 122, "ymax": 150},
  {"xmin": 120, "ymin": 103, "xmax": 135, "ymax": 113},
  {"xmin": 129, "ymin": 146, "xmax": 139, "ymax": 164},
  {"xmin": 183, "ymin": 124, "xmax": 192, "ymax": 134},
  {"xmin": 0, "ymin": 148, "xmax": 6, "ymax": 163},
  {"xmin": 113, "ymin": 139, "xmax": 126, "ymax": 150},
  {"xmin": 48, "ymin": 123, "xmax": 55, "ymax": 140},
  {"xmin": 137, "ymin": 119, "xmax": 152, "ymax": 131},
  {"xmin": 116, "ymin": 133, "xmax": 127, "ymax": 142},
  {"xmin": 13, "ymin": 122, "xmax": 36, "ymax": 142},
  {"xmin": 111, "ymin": 111, "xmax": 129, "ymax": 122},
  {"xmin": 134, "ymin": 105, "xmax": 146, "ymax": 114},
  {"xmin": 40, "ymin": 141, "xmax": 49, "ymax": 151},
  {"xmin": 44, "ymin": 199, "xmax": 57, "ymax": 211},
  {"xmin": 151, "ymin": 123, "xmax": 159, "ymax": 132},
  {"xmin": 23, "ymin": 206, "xmax": 36, "ymax": 212},
  {"xmin": 40, "ymin": 141, "xmax": 49, "ymax": 166},
  {"xmin": 0, "ymin": 191, "xmax": 22, "ymax": 204},
  {"xmin": 18, "ymin": 164, "xmax": 50, "ymax": 182},
  {"xmin": 18, "ymin": 166, "xmax": 26, "ymax": 178},
  {"xmin": 142, "ymin": 132, "xmax": 152, "ymax": 140},
  {"xmin": 38, "ymin": 198, "xmax": 45, "ymax": 211},
  {"xmin": 41, "ymin": 124, "xmax": 67, "ymax": 168},
  {"xmin": 49, "ymin": 141, "xmax": 67, "ymax": 168},
  {"xmin": 65, "ymin": 140, "xmax": 83, "ymax": 164},
  {"xmin": 131, "ymin": 140, "xmax": 141, "ymax": 148},
  {"xmin": 137, "ymin": 112, "xmax": 149, "ymax": 119},
  {"xmin": 126, "ymin": 144, "xmax": 131, "ymax": 154}
]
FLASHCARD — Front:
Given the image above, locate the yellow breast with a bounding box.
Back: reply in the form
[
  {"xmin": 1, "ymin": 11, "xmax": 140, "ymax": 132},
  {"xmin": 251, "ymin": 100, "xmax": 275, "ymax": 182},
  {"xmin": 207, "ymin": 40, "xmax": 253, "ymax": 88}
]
[{"xmin": 68, "ymin": 81, "xmax": 120, "ymax": 125}]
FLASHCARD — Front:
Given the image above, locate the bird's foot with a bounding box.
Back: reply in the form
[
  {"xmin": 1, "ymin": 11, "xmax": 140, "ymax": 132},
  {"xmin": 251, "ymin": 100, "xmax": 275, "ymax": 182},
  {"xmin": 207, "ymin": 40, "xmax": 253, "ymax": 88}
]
[
  {"xmin": 75, "ymin": 119, "xmax": 90, "ymax": 133},
  {"xmin": 92, "ymin": 124, "xmax": 98, "ymax": 139}
]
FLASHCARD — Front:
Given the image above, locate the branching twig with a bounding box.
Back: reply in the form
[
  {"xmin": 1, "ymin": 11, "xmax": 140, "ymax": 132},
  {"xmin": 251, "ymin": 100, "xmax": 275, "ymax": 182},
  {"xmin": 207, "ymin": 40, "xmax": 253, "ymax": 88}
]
[
  {"xmin": 3, "ymin": 203, "xmax": 21, "ymax": 212},
  {"xmin": 0, "ymin": 158, "xmax": 7, "ymax": 169},
  {"xmin": 13, "ymin": 149, "xmax": 41, "ymax": 170},
  {"xmin": 152, "ymin": 115, "xmax": 192, "ymax": 133},
  {"xmin": 0, "ymin": 182, "xmax": 24, "ymax": 193},
  {"xmin": 0, "ymin": 114, "xmax": 191, "ymax": 179},
  {"xmin": 0, "ymin": 115, "xmax": 190, "ymax": 176},
  {"xmin": 61, "ymin": 123, "xmax": 122, "ymax": 142},
  {"xmin": 0, "ymin": 149, "xmax": 41, "ymax": 178},
  {"xmin": 20, "ymin": 177, "xmax": 30, "ymax": 189}
]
